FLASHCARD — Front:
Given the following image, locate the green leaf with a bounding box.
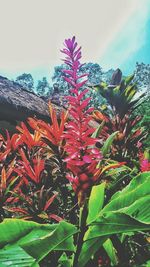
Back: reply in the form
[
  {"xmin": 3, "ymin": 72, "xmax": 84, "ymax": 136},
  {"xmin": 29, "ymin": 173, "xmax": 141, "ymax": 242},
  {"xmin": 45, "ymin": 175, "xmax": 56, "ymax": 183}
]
[
  {"xmin": 101, "ymin": 131, "xmax": 119, "ymax": 156},
  {"xmin": 0, "ymin": 246, "xmax": 38, "ymax": 267},
  {"xmin": 0, "ymin": 219, "xmax": 77, "ymax": 264},
  {"xmin": 119, "ymin": 195, "xmax": 150, "ymax": 223},
  {"xmin": 88, "ymin": 173, "xmax": 150, "ymax": 240},
  {"xmin": 144, "ymin": 260, "xmax": 150, "ymax": 267},
  {"xmin": 87, "ymin": 182, "xmax": 105, "ymax": 224},
  {"xmin": 86, "ymin": 210, "xmax": 150, "ymax": 240},
  {"xmin": 103, "ymin": 172, "xmax": 150, "ymax": 212},
  {"xmin": 0, "ymin": 219, "xmax": 40, "ymax": 248},
  {"xmin": 21, "ymin": 221, "xmax": 77, "ymax": 262},
  {"xmin": 78, "ymin": 172, "xmax": 150, "ymax": 266},
  {"xmin": 58, "ymin": 253, "xmax": 72, "ymax": 267},
  {"xmin": 78, "ymin": 236, "xmax": 108, "ymax": 267},
  {"xmin": 124, "ymin": 74, "xmax": 134, "ymax": 86},
  {"xmin": 103, "ymin": 239, "xmax": 118, "ymax": 266}
]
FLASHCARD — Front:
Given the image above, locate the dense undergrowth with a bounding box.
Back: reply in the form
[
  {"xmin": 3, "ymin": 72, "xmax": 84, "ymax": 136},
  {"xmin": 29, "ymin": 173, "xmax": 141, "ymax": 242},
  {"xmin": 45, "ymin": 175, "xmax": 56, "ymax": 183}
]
[{"xmin": 0, "ymin": 36, "xmax": 150, "ymax": 267}]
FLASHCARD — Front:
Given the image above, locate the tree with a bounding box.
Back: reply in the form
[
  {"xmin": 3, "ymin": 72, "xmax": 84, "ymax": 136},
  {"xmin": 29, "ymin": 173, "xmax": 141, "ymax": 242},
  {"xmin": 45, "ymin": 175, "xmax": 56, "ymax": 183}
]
[
  {"xmin": 80, "ymin": 62, "xmax": 103, "ymax": 84},
  {"xmin": 15, "ymin": 73, "xmax": 34, "ymax": 92},
  {"xmin": 134, "ymin": 62, "xmax": 150, "ymax": 91},
  {"xmin": 52, "ymin": 64, "xmax": 70, "ymax": 94},
  {"xmin": 52, "ymin": 63, "xmax": 103, "ymax": 92},
  {"xmin": 52, "ymin": 62, "xmax": 105, "ymax": 107},
  {"xmin": 36, "ymin": 77, "xmax": 51, "ymax": 96}
]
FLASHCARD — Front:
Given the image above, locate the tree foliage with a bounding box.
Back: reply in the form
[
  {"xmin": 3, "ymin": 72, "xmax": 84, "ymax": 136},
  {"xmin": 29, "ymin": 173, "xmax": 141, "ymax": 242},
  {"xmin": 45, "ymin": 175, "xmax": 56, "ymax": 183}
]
[
  {"xmin": 36, "ymin": 77, "xmax": 51, "ymax": 96},
  {"xmin": 16, "ymin": 73, "xmax": 34, "ymax": 92}
]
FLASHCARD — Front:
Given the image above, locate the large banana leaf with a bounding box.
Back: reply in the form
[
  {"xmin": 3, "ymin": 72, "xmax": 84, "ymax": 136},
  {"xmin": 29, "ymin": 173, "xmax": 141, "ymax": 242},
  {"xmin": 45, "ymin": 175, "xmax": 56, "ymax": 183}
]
[
  {"xmin": 78, "ymin": 182, "xmax": 108, "ymax": 266},
  {"xmin": 0, "ymin": 219, "xmax": 41, "ymax": 248},
  {"xmin": 103, "ymin": 171, "xmax": 150, "ymax": 212},
  {"xmin": 21, "ymin": 221, "xmax": 77, "ymax": 261},
  {"xmin": 0, "ymin": 246, "xmax": 39, "ymax": 267},
  {"xmin": 78, "ymin": 172, "xmax": 150, "ymax": 266},
  {"xmin": 0, "ymin": 219, "xmax": 77, "ymax": 266}
]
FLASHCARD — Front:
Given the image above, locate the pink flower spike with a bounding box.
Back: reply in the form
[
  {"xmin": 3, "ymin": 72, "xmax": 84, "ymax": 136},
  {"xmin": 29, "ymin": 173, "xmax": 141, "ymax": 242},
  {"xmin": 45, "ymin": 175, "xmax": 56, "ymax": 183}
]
[{"xmin": 61, "ymin": 36, "xmax": 102, "ymax": 204}]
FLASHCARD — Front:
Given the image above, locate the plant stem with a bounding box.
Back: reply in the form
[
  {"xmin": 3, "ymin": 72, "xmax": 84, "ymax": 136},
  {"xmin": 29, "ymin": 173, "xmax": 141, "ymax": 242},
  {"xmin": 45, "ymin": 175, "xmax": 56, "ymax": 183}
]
[{"xmin": 73, "ymin": 200, "xmax": 88, "ymax": 267}]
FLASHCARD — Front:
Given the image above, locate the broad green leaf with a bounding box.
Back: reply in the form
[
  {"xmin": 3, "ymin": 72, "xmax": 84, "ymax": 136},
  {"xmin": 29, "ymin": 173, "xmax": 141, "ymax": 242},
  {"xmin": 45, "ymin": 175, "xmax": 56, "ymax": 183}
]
[
  {"xmin": 101, "ymin": 131, "xmax": 119, "ymax": 156},
  {"xmin": 79, "ymin": 172, "xmax": 150, "ymax": 266},
  {"xmin": 21, "ymin": 221, "xmax": 77, "ymax": 261},
  {"xmin": 87, "ymin": 182, "xmax": 105, "ymax": 224},
  {"xmin": 78, "ymin": 236, "xmax": 108, "ymax": 267},
  {"xmin": 0, "ymin": 219, "xmax": 77, "ymax": 265},
  {"xmin": 0, "ymin": 246, "xmax": 38, "ymax": 267},
  {"xmin": 119, "ymin": 195, "xmax": 150, "ymax": 223},
  {"xmin": 0, "ymin": 219, "xmax": 40, "ymax": 247},
  {"xmin": 103, "ymin": 172, "xmax": 150, "ymax": 212},
  {"xmin": 103, "ymin": 239, "xmax": 118, "ymax": 266},
  {"xmin": 86, "ymin": 211, "xmax": 150, "ymax": 240}
]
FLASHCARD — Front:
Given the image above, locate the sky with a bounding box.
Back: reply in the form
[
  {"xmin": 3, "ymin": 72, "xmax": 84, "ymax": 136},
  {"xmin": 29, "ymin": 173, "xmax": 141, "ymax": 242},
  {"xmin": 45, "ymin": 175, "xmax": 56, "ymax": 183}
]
[{"xmin": 0, "ymin": 0, "xmax": 150, "ymax": 84}]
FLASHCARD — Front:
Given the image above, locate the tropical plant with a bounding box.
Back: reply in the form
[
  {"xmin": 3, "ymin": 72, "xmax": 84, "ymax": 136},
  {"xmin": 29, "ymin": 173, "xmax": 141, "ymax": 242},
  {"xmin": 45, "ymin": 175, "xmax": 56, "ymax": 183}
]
[
  {"xmin": 0, "ymin": 219, "xmax": 77, "ymax": 266},
  {"xmin": 91, "ymin": 72, "xmax": 145, "ymax": 118},
  {"xmin": 0, "ymin": 172, "xmax": 150, "ymax": 266},
  {"xmin": 6, "ymin": 187, "xmax": 62, "ymax": 223},
  {"xmin": 61, "ymin": 36, "xmax": 103, "ymax": 206},
  {"xmin": 77, "ymin": 171, "xmax": 150, "ymax": 267},
  {"xmin": 0, "ymin": 36, "xmax": 149, "ymax": 267},
  {"xmin": 91, "ymin": 72, "xmax": 147, "ymax": 167},
  {"xmin": 0, "ymin": 162, "xmax": 20, "ymax": 221},
  {"xmin": 92, "ymin": 109, "xmax": 146, "ymax": 167},
  {"xmin": 0, "ymin": 103, "xmax": 67, "ymax": 221}
]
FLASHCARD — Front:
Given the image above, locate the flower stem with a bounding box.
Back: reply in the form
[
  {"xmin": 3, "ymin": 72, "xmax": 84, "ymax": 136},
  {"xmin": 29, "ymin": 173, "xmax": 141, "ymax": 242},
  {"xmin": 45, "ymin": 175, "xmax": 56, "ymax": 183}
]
[{"xmin": 73, "ymin": 200, "xmax": 88, "ymax": 267}]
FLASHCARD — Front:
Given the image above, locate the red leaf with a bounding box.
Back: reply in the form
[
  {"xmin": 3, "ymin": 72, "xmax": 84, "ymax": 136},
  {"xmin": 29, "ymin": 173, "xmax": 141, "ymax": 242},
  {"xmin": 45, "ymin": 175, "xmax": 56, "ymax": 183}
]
[
  {"xmin": 4, "ymin": 207, "xmax": 28, "ymax": 214},
  {"xmin": 1, "ymin": 167, "xmax": 6, "ymax": 190},
  {"xmin": 64, "ymin": 152, "xmax": 79, "ymax": 162},
  {"xmin": 44, "ymin": 193, "xmax": 58, "ymax": 211}
]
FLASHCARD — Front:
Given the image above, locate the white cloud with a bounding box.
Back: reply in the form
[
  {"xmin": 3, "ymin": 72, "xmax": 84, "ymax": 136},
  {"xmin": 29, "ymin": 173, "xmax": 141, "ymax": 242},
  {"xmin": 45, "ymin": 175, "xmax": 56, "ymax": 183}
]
[{"xmin": 0, "ymin": 0, "xmax": 148, "ymax": 77}]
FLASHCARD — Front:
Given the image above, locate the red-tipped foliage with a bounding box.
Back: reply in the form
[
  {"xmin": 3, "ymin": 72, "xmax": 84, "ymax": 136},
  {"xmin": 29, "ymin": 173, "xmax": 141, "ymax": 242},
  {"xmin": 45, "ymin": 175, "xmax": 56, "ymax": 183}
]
[
  {"xmin": 27, "ymin": 102, "xmax": 68, "ymax": 147},
  {"xmin": 61, "ymin": 37, "xmax": 102, "ymax": 205},
  {"xmin": 16, "ymin": 122, "xmax": 44, "ymax": 149},
  {"xmin": 0, "ymin": 131, "xmax": 21, "ymax": 162},
  {"xmin": 15, "ymin": 149, "xmax": 45, "ymax": 184}
]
